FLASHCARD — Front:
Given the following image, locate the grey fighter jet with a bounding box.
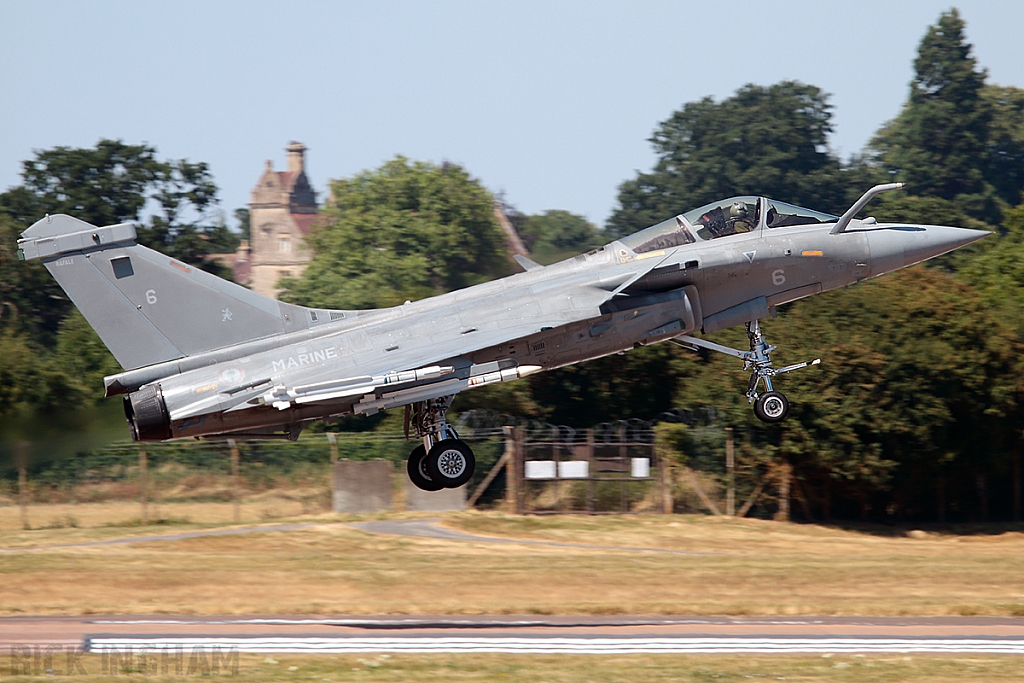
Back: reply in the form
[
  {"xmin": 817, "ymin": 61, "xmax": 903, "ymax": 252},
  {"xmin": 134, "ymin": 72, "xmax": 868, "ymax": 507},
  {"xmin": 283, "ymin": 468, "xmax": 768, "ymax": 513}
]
[{"xmin": 18, "ymin": 183, "xmax": 986, "ymax": 490}]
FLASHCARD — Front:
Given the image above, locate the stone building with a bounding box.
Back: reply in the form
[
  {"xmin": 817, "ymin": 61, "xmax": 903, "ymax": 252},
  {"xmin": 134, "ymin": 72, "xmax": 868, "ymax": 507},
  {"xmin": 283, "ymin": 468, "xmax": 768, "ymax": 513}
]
[
  {"xmin": 247, "ymin": 141, "xmax": 320, "ymax": 298},
  {"xmin": 218, "ymin": 141, "xmax": 528, "ymax": 298}
]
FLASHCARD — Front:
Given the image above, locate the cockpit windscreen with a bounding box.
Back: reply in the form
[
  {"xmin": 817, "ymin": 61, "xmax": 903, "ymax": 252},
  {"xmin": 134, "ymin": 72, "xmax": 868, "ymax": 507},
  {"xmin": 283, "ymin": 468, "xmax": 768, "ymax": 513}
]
[
  {"xmin": 765, "ymin": 200, "xmax": 838, "ymax": 228},
  {"xmin": 618, "ymin": 215, "xmax": 696, "ymax": 254}
]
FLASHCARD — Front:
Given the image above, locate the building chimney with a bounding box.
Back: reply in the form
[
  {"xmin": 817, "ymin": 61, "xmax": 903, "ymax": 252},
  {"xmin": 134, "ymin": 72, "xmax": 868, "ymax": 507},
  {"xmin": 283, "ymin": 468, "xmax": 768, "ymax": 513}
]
[{"xmin": 286, "ymin": 142, "xmax": 306, "ymax": 174}]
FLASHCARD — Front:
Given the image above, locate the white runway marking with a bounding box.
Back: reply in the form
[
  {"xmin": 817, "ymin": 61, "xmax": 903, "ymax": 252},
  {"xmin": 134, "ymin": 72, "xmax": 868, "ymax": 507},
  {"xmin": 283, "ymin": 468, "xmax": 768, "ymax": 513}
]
[{"xmin": 86, "ymin": 636, "xmax": 1024, "ymax": 655}]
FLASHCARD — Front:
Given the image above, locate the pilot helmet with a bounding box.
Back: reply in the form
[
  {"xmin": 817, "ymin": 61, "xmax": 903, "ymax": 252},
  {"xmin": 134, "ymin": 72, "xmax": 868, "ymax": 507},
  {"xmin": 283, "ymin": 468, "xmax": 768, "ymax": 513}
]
[{"xmin": 730, "ymin": 202, "xmax": 749, "ymax": 220}]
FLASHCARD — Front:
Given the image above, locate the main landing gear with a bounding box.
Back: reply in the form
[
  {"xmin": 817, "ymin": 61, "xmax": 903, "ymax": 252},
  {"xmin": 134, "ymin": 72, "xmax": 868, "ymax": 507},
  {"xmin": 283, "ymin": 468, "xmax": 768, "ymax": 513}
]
[
  {"xmin": 671, "ymin": 320, "xmax": 819, "ymax": 424},
  {"xmin": 404, "ymin": 396, "xmax": 476, "ymax": 491}
]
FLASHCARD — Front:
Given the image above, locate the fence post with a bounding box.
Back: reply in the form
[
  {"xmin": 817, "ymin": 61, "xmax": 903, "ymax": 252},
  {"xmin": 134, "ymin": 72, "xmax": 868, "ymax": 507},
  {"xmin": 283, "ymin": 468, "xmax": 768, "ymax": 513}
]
[
  {"xmin": 1011, "ymin": 448, "xmax": 1019, "ymax": 524},
  {"xmin": 514, "ymin": 426, "xmax": 525, "ymax": 514},
  {"xmin": 619, "ymin": 425, "xmax": 627, "ymax": 513},
  {"xmin": 228, "ymin": 439, "xmax": 240, "ymax": 523},
  {"xmin": 139, "ymin": 448, "xmax": 148, "ymax": 524},
  {"xmin": 554, "ymin": 433, "xmax": 562, "ymax": 513},
  {"xmin": 327, "ymin": 433, "xmax": 339, "ymax": 510},
  {"xmin": 586, "ymin": 429, "xmax": 595, "ymax": 514},
  {"xmin": 725, "ymin": 427, "xmax": 735, "ymax": 516},
  {"xmin": 657, "ymin": 440, "xmax": 671, "ymax": 514},
  {"xmin": 501, "ymin": 427, "xmax": 516, "ymax": 514},
  {"xmin": 18, "ymin": 465, "xmax": 29, "ymax": 531}
]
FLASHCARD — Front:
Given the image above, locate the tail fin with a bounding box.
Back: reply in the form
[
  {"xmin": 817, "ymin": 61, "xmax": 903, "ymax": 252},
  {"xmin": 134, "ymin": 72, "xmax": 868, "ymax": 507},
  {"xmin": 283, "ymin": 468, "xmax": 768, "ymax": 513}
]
[{"xmin": 18, "ymin": 214, "xmax": 316, "ymax": 370}]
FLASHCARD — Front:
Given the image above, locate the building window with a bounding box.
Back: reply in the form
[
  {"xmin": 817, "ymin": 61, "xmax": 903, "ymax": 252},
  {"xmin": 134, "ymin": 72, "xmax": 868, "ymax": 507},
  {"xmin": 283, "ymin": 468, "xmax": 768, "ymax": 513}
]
[
  {"xmin": 278, "ymin": 236, "xmax": 291, "ymax": 253},
  {"xmin": 280, "ymin": 269, "xmax": 292, "ymax": 279}
]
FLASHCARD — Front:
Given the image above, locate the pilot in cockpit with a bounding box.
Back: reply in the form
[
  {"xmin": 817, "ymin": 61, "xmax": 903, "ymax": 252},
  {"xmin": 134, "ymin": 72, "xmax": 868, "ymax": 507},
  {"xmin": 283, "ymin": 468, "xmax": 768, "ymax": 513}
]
[{"xmin": 729, "ymin": 202, "xmax": 755, "ymax": 234}]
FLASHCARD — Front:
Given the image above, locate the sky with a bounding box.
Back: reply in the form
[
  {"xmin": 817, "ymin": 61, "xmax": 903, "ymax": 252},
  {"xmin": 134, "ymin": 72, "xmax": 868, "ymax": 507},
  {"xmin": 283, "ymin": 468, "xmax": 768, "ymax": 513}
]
[{"xmin": 2, "ymin": 1, "xmax": 1023, "ymax": 230}]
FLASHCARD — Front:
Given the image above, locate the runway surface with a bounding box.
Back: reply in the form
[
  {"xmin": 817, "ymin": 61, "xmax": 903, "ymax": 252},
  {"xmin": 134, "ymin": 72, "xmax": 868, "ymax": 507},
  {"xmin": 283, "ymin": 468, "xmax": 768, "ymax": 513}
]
[{"xmin": 6, "ymin": 615, "xmax": 1024, "ymax": 654}]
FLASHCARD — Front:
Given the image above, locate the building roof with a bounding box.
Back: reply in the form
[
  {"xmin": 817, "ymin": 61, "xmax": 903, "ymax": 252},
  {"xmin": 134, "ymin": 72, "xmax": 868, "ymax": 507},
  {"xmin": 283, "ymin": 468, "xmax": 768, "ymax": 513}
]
[{"xmin": 291, "ymin": 212, "xmax": 322, "ymax": 236}]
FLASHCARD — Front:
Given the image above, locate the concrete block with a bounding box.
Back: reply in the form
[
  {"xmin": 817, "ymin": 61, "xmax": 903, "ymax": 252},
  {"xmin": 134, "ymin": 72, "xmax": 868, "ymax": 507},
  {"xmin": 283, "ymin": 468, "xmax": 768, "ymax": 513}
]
[
  {"xmin": 404, "ymin": 473, "xmax": 467, "ymax": 511},
  {"xmin": 333, "ymin": 460, "xmax": 393, "ymax": 513}
]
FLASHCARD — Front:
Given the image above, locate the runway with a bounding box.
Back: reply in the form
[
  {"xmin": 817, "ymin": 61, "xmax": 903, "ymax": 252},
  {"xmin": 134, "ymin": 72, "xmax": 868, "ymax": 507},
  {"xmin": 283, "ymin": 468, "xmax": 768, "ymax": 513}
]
[{"xmin": 6, "ymin": 615, "xmax": 1024, "ymax": 654}]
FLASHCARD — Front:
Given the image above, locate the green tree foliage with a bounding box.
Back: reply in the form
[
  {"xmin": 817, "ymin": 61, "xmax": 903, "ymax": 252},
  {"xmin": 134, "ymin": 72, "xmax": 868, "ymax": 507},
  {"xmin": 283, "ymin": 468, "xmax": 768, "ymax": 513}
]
[
  {"xmin": 960, "ymin": 202, "xmax": 1024, "ymax": 336},
  {"xmin": 869, "ymin": 10, "xmax": 1000, "ymax": 224},
  {"xmin": 0, "ymin": 141, "xmax": 237, "ymax": 350},
  {"xmin": 677, "ymin": 268, "xmax": 1018, "ymax": 519},
  {"xmin": 984, "ymin": 85, "xmax": 1024, "ymax": 207},
  {"xmin": 0, "ymin": 140, "xmax": 164, "ymax": 227},
  {"xmin": 134, "ymin": 159, "xmax": 238, "ymax": 273},
  {"xmin": 607, "ymin": 81, "xmax": 848, "ymax": 238},
  {"xmin": 0, "ymin": 333, "xmax": 78, "ymax": 417},
  {"xmin": 234, "ymin": 207, "xmax": 251, "ymax": 242},
  {"xmin": 0, "ymin": 139, "xmax": 237, "ymax": 278},
  {"xmin": 0, "ymin": 214, "xmax": 68, "ymax": 346},
  {"xmin": 280, "ymin": 157, "xmax": 511, "ymax": 309},
  {"xmin": 518, "ymin": 210, "xmax": 603, "ymax": 264},
  {"xmin": 53, "ymin": 310, "xmax": 122, "ymax": 401}
]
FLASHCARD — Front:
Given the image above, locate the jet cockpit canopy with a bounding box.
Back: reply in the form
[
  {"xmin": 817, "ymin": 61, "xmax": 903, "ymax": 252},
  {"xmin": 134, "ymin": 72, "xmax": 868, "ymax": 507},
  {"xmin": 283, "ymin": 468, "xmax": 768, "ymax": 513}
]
[{"xmin": 619, "ymin": 196, "xmax": 839, "ymax": 255}]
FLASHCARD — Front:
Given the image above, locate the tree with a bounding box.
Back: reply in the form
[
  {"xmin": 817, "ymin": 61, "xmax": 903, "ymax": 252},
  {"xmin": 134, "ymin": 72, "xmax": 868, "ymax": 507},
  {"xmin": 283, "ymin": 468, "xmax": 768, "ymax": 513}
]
[
  {"xmin": 234, "ymin": 207, "xmax": 251, "ymax": 242},
  {"xmin": 0, "ymin": 213, "xmax": 69, "ymax": 345},
  {"xmin": 869, "ymin": 9, "xmax": 1000, "ymax": 225},
  {"xmin": 0, "ymin": 140, "xmax": 163, "ymax": 228},
  {"xmin": 518, "ymin": 210, "xmax": 603, "ymax": 264},
  {"xmin": 984, "ymin": 85, "xmax": 1024, "ymax": 207},
  {"xmin": 607, "ymin": 81, "xmax": 848, "ymax": 238},
  {"xmin": 675, "ymin": 267, "xmax": 1018, "ymax": 521},
  {"xmin": 960, "ymin": 202, "xmax": 1024, "ymax": 336},
  {"xmin": 0, "ymin": 140, "xmax": 235, "ymax": 278},
  {"xmin": 279, "ymin": 157, "xmax": 512, "ymax": 310}
]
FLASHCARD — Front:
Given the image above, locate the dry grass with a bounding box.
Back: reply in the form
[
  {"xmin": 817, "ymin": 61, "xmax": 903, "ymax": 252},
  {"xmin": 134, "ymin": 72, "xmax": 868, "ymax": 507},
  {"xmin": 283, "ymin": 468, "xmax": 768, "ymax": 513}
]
[
  {"xmin": 2, "ymin": 505, "xmax": 1024, "ymax": 616},
  {"xmin": 3, "ymin": 653, "xmax": 1023, "ymax": 682},
  {"xmin": 0, "ymin": 496, "xmax": 327, "ymax": 534}
]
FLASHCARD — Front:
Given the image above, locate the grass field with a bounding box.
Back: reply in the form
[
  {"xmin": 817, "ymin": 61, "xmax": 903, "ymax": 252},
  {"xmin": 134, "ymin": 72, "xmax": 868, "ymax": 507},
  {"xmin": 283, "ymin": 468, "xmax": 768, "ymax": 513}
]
[
  {"xmin": 2, "ymin": 652, "xmax": 1024, "ymax": 683},
  {"xmin": 2, "ymin": 502, "xmax": 1024, "ymax": 617}
]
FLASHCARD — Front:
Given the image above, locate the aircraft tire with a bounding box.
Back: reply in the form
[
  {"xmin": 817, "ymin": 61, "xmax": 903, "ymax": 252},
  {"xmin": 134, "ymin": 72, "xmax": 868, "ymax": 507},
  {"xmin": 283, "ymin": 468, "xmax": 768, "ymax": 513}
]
[
  {"xmin": 754, "ymin": 391, "xmax": 789, "ymax": 423},
  {"xmin": 407, "ymin": 445, "xmax": 444, "ymax": 492},
  {"xmin": 426, "ymin": 439, "xmax": 476, "ymax": 489}
]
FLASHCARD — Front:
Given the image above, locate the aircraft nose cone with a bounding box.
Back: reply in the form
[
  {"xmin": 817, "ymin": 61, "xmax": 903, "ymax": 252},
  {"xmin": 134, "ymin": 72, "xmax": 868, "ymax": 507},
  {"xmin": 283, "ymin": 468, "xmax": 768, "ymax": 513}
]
[{"xmin": 902, "ymin": 225, "xmax": 990, "ymax": 267}]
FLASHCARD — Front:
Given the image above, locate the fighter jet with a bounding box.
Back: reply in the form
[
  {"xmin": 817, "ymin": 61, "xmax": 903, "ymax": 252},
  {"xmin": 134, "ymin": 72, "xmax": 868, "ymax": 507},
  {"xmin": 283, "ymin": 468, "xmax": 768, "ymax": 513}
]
[{"xmin": 18, "ymin": 183, "xmax": 986, "ymax": 490}]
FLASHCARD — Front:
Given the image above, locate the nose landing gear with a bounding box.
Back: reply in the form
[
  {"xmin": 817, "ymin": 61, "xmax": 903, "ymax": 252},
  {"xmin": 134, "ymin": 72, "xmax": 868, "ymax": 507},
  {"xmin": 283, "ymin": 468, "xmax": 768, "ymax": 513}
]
[
  {"xmin": 404, "ymin": 396, "xmax": 476, "ymax": 490},
  {"xmin": 671, "ymin": 319, "xmax": 819, "ymax": 423}
]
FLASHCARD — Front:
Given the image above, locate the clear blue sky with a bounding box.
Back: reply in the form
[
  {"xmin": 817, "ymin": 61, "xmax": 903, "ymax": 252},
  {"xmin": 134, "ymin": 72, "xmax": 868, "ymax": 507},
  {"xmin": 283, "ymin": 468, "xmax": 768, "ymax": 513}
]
[{"xmin": 2, "ymin": 1, "xmax": 1022, "ymax": 229}]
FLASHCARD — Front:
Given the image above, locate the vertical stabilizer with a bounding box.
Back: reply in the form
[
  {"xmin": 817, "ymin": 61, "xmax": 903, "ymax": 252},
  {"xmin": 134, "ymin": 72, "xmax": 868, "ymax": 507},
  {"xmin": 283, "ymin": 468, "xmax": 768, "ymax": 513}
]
[{"xmin": 19, "ymin": 214, "xmax": 314, "ymax": 370}]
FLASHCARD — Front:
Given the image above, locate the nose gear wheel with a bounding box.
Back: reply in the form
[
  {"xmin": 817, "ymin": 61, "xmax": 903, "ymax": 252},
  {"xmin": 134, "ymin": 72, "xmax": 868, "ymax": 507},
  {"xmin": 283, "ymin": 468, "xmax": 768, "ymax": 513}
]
[{"xmin": 671, "ymin": 319, "xmax": 819, "ymax": 423}]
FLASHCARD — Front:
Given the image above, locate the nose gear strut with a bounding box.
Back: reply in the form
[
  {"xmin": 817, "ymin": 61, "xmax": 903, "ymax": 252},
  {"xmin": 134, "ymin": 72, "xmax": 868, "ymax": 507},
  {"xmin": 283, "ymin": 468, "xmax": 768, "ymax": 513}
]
[{"xmin": 670, "ymin": 319, "xmax": 820, "ymax": 423}]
